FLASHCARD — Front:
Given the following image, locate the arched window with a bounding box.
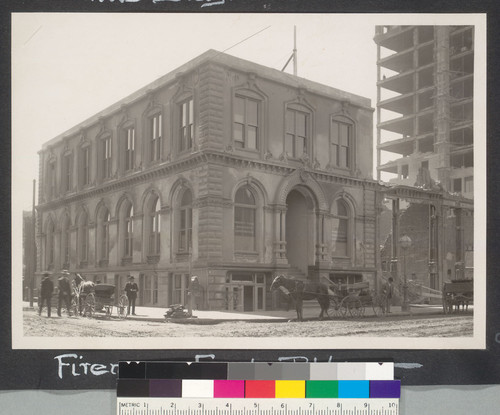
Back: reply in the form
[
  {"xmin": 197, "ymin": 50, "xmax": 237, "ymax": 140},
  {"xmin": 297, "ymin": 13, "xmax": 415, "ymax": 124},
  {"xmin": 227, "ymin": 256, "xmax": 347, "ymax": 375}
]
[
  {"xmin": 234, "ymin": 186, "xmax": 256, "ymax": 252},
  {"xmin": 149, "ymin": 197, "xmax": 161, "ymax": 255},
  {"xmin": 178, "ymin": 190, "xmax": 192, "ymax": 253},
  {"xmin": 330, "ymin": 116, "xmax": 354, "ymax": 169},
  {"xmin": 46, "ymin": 219, "xmax": 55, "ymax": 270},
  {"xmin": 332, "ymin": 199, "xmax": 350, "ymax": 257},
  {"xmin": 97, "ymin": 207, "xmax": 110, "ymax": 263},
  {"xmin": 77, "ymin": 211, "xmax": 89, "ymax": 266},
  {"xmin": 123, "ymin": 204, "xmax": 134, "ymax": 258},
  {"xmin": 61, "ymin": 215, "xmax": 71, "ymax": 268}
]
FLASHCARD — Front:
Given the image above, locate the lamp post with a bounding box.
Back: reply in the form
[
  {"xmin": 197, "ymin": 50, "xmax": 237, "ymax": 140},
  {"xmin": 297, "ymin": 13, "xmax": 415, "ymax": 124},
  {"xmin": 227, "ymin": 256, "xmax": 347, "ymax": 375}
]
[{"xmin": 399, "ymin": 235, "xmax": 412, "ymax": 312}]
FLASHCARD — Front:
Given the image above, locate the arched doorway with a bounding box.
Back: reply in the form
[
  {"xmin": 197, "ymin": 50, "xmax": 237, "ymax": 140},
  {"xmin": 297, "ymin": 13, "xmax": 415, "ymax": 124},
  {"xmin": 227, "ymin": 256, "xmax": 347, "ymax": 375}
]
[{"xmin": 286, "ymin": 187, "xmax": 315, "ymax": 275}]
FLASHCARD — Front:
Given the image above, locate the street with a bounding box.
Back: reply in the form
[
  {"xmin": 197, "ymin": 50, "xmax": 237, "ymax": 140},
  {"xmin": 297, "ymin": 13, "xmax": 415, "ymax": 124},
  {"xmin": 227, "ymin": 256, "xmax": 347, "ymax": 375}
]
[{"xmin": 23, "ymin": 308, "xmax": 473, "ymax": 338}]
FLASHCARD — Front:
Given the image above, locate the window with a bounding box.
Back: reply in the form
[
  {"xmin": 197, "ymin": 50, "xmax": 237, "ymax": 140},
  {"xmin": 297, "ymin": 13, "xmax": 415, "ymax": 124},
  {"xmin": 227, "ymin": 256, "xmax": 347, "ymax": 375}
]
[
  {"xmin": 234, "ymin": 186, "xmax": 256, "ymax": 252},
  {"xmin": 143, "ymin": 275, "xmax": 159, "ymax": 305},
  {"xmin": 46, "ymin": 220, "xmax": 55, "ymax": 270},
  {"xmin": 285, "ymin": 107, "xmax": 308, "ymax": 158},
  {"xmin": 124, "ymin": 205, "xmax": 134, "ymax": 258},
  {"xmin": 101, "ymin": 136, "xmax": 112, "ymax": 180},
  {"xmin": 464, "ymin": 176, "xmax": 473, "ymax": 193},
  {"xmin": 98, "ymin": 208, "xmax": 110, "ymax": 262},
  {"xmin": 178, "ymin": 190, "xmax": 192, "ymax": 253},
  {"xmin": 453, "ymin": 178, "xmax": 462, "ymax": 193},
  {"xmin": 401, "ymin": 164, "xmax": 409, "ymax": 179},
  {"xmin": 80, "ymin": 146, "xmax": 90, "ymax": 187},
  {"xmin": 332, "ymin": 199, "xmax": 350, "ymax": 257},
  {"xmin": 124, "ymin": 127, "xmax": 135, "ymax": 172},
  {"xmin": 234, "ymin": 96, "xmax": 259, "ymax": 150},
  {"xmin": 331, "ymin": 117, "xmax": 353, "ymax": 169},
  {"xmin": 62, "ymin": 153, "xmax": 72, "ymax": 193},
  {"xmin": 150, "ymin": 113, "xmax": 162, "ymax": 162},
  {"xmin": 149, "ymin": 197, "xmax": 161, "ymax": 255},
  {"xmin": 173, "ymin": 274, "xmax": 190, "ymax": 304},
  {"xmin": 180, "ymin": 98, "xmax": 194, "ymax": 152},
  {"xmin": 77, "ymin": 212, "xmax": 89, "ymax": 264},
  {"xmin": 47, "ymin": 161, "xmax": 56, "ymax": 199},
  {"xmin": 61, "ymin": 216, "xmax": 71, "ymax": 267}
]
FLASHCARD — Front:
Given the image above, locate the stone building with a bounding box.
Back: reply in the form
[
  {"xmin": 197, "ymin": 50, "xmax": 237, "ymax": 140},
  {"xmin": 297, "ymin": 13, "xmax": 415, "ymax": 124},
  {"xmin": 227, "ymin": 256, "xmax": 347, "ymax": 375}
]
[{"xmin": 36, "ymin": 50, "xmax": 377, "ymax": 311}]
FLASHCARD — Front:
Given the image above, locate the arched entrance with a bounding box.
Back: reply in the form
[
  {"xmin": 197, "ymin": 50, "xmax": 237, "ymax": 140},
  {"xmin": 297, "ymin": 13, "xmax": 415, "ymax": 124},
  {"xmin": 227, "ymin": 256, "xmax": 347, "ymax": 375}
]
[{"xmin": 285, "ymin": 187, "xmax": 316, "ymax": 275}]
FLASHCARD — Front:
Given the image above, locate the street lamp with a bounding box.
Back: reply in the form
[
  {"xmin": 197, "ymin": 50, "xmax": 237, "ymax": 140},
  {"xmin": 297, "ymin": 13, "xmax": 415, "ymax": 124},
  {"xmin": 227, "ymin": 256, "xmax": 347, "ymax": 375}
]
[{"xmin": 399, "ymin": 235, "xmax": 412, "ymax": 312}]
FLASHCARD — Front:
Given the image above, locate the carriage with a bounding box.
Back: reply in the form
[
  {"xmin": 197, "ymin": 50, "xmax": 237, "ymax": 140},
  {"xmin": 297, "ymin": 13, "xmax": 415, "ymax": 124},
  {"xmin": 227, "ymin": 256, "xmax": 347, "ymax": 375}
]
[
  {"xmin": 271, "ymin": 275, "xmax": 384, "ymax": 321},
  {"xmin": 72, "ymin": 282, "xmax": 129, "ymax": 319},
  {"xmin": 326, "ymin": 280, "xmax": 385, "ymax": 318},
  {"xmin": 442, "ymin": 279, "xmax": 473, "ymax": 314}
]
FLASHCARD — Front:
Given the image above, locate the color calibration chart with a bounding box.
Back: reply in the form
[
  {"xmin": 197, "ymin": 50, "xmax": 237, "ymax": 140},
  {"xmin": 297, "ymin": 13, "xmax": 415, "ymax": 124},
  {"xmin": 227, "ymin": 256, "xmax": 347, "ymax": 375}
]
[{"xmin": 117, "ymin": 362, "xmax": 400, "ymax": 415}]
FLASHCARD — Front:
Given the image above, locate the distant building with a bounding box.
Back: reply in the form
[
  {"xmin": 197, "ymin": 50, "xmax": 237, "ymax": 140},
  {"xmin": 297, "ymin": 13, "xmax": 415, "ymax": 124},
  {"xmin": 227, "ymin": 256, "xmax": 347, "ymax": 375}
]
[
  {"xmin": 35, "ymin": 50, "xmax": 378, "ymax": 311},
  {"xmin": 23, "ymin": 211, "xmax": 35, "ymax": 301},
  {"xmin": 375, "ymin": 26, "xmax": 474, "ymax": 199},
  {"xmin": 374, "ymin": 26, "xmax": 474, "ymax": 292}
]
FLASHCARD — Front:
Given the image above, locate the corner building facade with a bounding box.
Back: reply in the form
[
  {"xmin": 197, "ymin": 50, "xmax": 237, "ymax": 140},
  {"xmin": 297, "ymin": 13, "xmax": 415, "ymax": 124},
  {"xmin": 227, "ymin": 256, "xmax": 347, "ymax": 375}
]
[{"xmin": 36, "ymin": 51, "xmax": 377, "ymax": 311}]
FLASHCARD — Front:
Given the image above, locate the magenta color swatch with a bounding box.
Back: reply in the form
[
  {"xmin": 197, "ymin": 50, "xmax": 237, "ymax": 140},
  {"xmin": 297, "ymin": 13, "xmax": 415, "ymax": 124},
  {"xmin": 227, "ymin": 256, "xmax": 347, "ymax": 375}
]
[{"xmin": 213, "ymin": 380, "xmax": 245, "ymax": 398}]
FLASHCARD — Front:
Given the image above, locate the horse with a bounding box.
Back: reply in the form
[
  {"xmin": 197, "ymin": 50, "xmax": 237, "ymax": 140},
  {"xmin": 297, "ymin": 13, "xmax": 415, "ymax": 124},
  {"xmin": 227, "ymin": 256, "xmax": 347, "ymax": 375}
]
[
  {"xmin": 270, "ymin": 275, "xmax": 330, "ymax": 321},
  {"xmin": 73, "ymin": 273, "xmax": 95, "ymax": 315}
]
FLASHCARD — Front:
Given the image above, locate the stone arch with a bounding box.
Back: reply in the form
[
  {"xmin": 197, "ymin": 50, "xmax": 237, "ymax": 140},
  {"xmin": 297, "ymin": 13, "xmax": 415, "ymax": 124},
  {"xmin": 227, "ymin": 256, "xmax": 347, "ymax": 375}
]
[
  {"xmin": 275, "ymin": 169, "xmax": 328, "ymax": 210},
  {"xmin": 330, "ymin": 190, "xmax": 358, "ymax": 216},
  {"xmin": 231, "ymin": 176, "xmax": 269, "ymax": 206},
  {"xmin": 141, "ymin": 186, "xmax": 163, "ymax": 213},
  {"xmin": 115, "ymin": 192, "xmax": 135, "ymax": 218}
]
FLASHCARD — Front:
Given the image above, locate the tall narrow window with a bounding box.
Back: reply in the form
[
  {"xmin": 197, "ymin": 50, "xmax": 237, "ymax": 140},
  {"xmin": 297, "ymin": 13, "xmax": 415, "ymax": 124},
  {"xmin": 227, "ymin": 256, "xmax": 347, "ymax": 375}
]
[
  {"xmin": 150, "ymin": 113, "xmax": 162, "ymax": 162},
  {"xmin": 77, "ymin": 212, "xmax": 89, "ymax": 265},
  {"xmin": 124, "ymin": 205, "xmax": 134, "ymax": 258},
  {"xmin": 234, "ymin": 186, "xmax": 256, "ymax": 252},
  {"xmin": 101, "ymin": 136, "xmax": 112, "ymax": 179},
  {"xmin": 63, "ymin": 153, "xmax": 72, "ymax": 192},
  {"xmin": 98, "ymin": 208, "xmax": 110, "ymax": 263},
  {"xmin": 46, "ymin": 220, "xmax": 55, "ymax": 270},
  {"xmin": 178, "ymin": 190, "xmax": 192, "ymax": 252},
  {"xmin": 61, "ymin": 216, "xmax": 71, "ymax": 267},
  {"xmin": 331, "ymin": 117, "xmax": 353, "ymax": 169},
  {"xmin": 285, "ymin": 108, "xmax": 308, "ymax": 158},
  {"xmin": 149, "ymin": 197, "xmax": 161, "ymax": 255},
  {"xmin": 180, "ymin": 98, "xmax": 194, "ymax": 152},
  {"xmin": 234, "ymin": 96, "xmax": 259, "ymax": 150},
  {"xmin": 81, "ymin": 146, "xmax": 90, "ymax": 186},
  {"xmin": 48, "ymin": 161, "xmax": 56, "ymax": 199},
  {"xmin": 333, "ymin": 200, "xmax": 349, "ymax": 257},
  {"xmin": 124, "ymin": 127, "xmax": 135, "ymax": 172}
]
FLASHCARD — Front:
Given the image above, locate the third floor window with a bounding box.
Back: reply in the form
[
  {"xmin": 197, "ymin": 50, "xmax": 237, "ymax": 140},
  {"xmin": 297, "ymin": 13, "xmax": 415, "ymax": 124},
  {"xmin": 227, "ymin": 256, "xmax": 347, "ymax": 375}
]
[
  {"xmin": 150, "ymin": 113, "xmax": 162, "ymax": 162},
  {"xmin": 331, "ymin": 117, "xmax": 353, "ymax": 169},
  {"xmin": 101, "ymin": 136, "xmax": 112, "ymax": 179},
  {"xmin": 234, "ymin": 96, "xmax": 259, "ymax": 150},
  {"xmin": 124, "ymin": 127, "xmax": 135, "ymax": 171},
  {"xmin": 180, "ymin": 98, "xmax": 194, "ymax": 152},
  {"xmin": 285, "ymin": 108, "xmax": 309, "ymax": 158}
]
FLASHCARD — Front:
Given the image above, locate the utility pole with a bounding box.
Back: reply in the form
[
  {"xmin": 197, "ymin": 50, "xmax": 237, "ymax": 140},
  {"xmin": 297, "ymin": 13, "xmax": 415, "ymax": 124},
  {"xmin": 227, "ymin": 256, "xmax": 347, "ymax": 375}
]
[{"xmin": 29, "ymin": 179, "xmax": 36, "ymax": 308}]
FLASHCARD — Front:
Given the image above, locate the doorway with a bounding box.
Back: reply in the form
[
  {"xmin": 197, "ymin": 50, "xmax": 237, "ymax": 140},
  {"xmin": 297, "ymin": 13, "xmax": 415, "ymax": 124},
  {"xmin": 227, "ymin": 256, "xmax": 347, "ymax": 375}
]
[{"xmin": 286, "ymin": 189, "xmax": 312, "ymax": 275}]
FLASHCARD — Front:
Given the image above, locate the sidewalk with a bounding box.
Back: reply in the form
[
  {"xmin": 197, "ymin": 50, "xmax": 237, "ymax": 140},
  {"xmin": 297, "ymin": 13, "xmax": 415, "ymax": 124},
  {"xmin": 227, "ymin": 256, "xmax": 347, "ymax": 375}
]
[{"xmin": 23, "ymin": 301, "xmax": 461, "ymax": 323}]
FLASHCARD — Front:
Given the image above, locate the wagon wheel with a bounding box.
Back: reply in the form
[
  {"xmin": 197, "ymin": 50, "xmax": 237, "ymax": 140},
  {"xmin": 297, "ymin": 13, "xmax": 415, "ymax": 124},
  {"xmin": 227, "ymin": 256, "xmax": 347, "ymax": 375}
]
[
  {"xmin": 70, "ymin": 296, "xmax": 79, "ymax": 317},
  {"xmin": 371, "ymin": 294, "xmax": 384, "ymax": 317},
  {"xmin": 328, "ymin": 296, "xmax": 341, "ymax": 318},
  {"xmin": 341, "ymin": 296, "xmax": 363, "ymax": 318},
  {"xmin": 117, "ymin": 295, "xmax": 129, "ymax": 319},
  {"xmin": 83, "ymin": 292, "xmax": 96, "ymax": 317}
]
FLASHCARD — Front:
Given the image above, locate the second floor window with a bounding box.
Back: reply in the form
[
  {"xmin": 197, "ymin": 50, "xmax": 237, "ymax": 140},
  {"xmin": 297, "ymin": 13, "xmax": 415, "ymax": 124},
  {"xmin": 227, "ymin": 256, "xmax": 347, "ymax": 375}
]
[
  {"xmin": 77, "ymin": 212, "xmax": 88, "ymax": 264},
  {"xmin": 81, "ymin": 146, "xmax": 90, "ymax": 186},
  {"xmin": 48, "ymin": 161, "xmax": 56, "ymax": 199},
  {"xmin": 63, "ymin": 153, "xmax": 72, "ymax": 193},
  {"xmin": 150, "ymin": 113, "xmax": 162, "ymax": 162},
  {"xmin": 124, "ymin": 127, "xmax": 135, "ymax": 171},
  {"xmin": 149, "ymin": 197, "xmax": 161, "ymax": 255},
  {"xmin": 234, "ymin": 96, "xmax": 259, "ymax": 150},
  {"xmin": 180, "ymin": 98, "xmax": 194, "ymax": 152},
  {"xmin": 101, "ymin": 136, "xmax": 112, "ymax": 179},
  {"xmin": 124, "ymin": 205, "xmax": 134, "ymax": 258},
  {"xmin": 234, "ymin": 186, "xmax": 256, "ymax": 252},
  {"xmin": 331, "ymin": 117, "xmax": 353, "ymax": 169},
  {"xmin": 285, "ymin": 108, "xmax": 308, "ymax": 158}
]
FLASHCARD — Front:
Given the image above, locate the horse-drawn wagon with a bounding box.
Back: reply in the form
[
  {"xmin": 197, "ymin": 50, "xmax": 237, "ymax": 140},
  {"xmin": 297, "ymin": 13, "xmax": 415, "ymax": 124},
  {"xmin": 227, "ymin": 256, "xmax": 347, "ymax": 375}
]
[
  {"xmin": 72, "ymin": 276, "xmax": 129, "ymax": 319},
  {"xmin": 442, "ymin": 279, "xmax": 473, "ymax": 314},
  {"xmin": 271, "ymin": 275, "xmax": 384, "ymax": 321}
]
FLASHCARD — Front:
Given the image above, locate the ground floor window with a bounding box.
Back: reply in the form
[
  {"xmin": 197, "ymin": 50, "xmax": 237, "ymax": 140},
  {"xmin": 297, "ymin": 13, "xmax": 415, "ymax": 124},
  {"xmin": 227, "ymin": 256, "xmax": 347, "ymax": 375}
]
[
  {"xmin": 141, "ymin": 274, "xmax": 159, "ymax": 305},
  {"xmin": 328, "ymin": 273, "xmax": 362, "ymax": 286},
  {"xmin": 172, "ymin": 273, "xmax": 190, "ymax": 305}
]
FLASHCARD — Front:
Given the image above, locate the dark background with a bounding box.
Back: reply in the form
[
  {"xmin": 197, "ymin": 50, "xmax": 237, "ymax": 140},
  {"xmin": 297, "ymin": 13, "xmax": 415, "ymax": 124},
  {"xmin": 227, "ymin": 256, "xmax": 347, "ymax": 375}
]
[{"xmin": 1, "ymin": 0, "xmax": 499, "ymax": 390}]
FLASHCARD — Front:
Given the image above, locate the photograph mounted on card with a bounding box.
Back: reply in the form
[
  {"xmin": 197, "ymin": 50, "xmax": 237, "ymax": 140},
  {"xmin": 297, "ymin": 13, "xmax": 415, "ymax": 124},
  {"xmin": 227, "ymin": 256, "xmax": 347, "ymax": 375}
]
[{"xmin": 12, "ymin": 12, "xmax": 485, "ymax": 351}]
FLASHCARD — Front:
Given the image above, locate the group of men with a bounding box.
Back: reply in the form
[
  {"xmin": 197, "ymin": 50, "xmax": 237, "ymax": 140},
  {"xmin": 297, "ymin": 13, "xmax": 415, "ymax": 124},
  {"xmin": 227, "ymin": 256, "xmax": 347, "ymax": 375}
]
[{"xmin": 38, "ymin": 272, "xmax": 139, "ymax": 317}]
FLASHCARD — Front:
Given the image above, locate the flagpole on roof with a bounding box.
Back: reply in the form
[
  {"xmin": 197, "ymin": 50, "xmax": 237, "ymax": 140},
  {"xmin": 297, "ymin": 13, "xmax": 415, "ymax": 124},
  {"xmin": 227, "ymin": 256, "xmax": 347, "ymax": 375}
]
[{"xmin": 293, "ymin": 25, "xmax": 297, "ymax": 76}]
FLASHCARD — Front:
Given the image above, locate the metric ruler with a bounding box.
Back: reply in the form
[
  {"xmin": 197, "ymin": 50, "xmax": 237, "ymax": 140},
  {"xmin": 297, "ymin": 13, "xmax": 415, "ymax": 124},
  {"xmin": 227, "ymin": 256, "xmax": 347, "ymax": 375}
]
[{"xmin": 116, "ymin": 398, "xmax": 399, "ymax": 415}]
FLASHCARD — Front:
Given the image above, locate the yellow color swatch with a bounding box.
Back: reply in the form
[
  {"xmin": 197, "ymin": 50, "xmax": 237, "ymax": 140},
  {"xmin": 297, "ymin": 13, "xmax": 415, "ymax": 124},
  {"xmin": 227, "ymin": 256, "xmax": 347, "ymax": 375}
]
[{"xmin": 275, "ymin": 380, "xmax": 306, "ymax": 398}]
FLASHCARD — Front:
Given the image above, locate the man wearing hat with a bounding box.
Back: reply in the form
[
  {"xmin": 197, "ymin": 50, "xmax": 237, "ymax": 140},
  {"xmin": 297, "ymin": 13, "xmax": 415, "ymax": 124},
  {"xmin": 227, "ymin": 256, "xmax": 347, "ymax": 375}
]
[
  {"xmin": 39, "ymin": 272, "xmax": 54, "ymax": 317},
  {"xmin": 124, "ymin": 275, "xmax": 139, "ymax": 315},
  {"xmin": 57, "ymin": 270, "xmax": 72, "ymax": 317}
]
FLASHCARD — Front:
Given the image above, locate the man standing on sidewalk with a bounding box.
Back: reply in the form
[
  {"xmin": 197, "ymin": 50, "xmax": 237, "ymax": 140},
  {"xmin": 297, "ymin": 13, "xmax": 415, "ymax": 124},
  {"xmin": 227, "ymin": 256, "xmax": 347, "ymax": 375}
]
[
  {"xmin": 39, "ymin": 272, "xmax": 54, "ymax": 317},
  {"xmin": 125, "ymin": 276, "xmax": 139, "ymax": 316}
]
